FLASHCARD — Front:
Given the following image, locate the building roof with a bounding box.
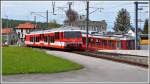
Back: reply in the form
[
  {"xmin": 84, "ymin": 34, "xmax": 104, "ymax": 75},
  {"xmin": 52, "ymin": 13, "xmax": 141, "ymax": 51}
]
[
  {"xmin": 2, "ymin": 28, "xmax": 14, "ymax": 34},
  {"xmin": 16, "ymin": 22, "xmax": 37, "ymax": 29}
]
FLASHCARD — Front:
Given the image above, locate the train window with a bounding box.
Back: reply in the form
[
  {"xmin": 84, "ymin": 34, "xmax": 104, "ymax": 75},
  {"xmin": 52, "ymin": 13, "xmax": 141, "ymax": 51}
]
[
  {"xmin": 82, "ymin": 37, "xmax": 90, "ymax": 43},
  {"xmin": 35, "ymin": 36, "xmax": 39, "ymax": 42},
  {"xmin": 30, "ymin": 37, "xmax": 33, "ymax": 42},
  {"xmin": 102, "ymin": 40, "xmax": 107, "ymax": 46},
  {"xmin": 127, "ymin": 40, "xmax": 132, "ymax": 49},
  {"xmin": 61, "ymin": 33, "xmax": 64, "ymax": 38},
  {"xmin": 96, "ymin": 39, "xmax": 100, "ymax": 46},
  {"xmin": 50, "ymin": 36, "xmax": 54, "ymax": 43},
  {"xmin": 55, "ymin": 32, "xmax": 59, "ymax": 40},
  {"xmin": 88, "ymin": 38, "xmax": 91, "ymax": 43},
  {"xmin": 64, "ymin": 31, "xmax": 80, "ymax": 38},
  {"xmin": 91, "ymin": 38, "xmax": 93, "ymax": 42},
  {"xmin": 108, "ymin": 40, "xmax": 112, "ymax": 47},
  {"xmin": 112, "ymin": 41, "xmax": 115, "ymax": 48},
  {"xmin": 91, "ymin": 38, "xmax": 95, "ymax": 45},
  {"xmin": 82, "ymin": 37, "xmax": 85, "ymax": 43},
  {"xmin": 44, "ymin": 36, "xmax": 49, "ymax": 42},
  {"xmin": 117, "ymin": 41, "xmax": 121, "ymax": 49},
  {"xmin": 40, "ymin": 34, "xmax": 44, "ymax": 40}
]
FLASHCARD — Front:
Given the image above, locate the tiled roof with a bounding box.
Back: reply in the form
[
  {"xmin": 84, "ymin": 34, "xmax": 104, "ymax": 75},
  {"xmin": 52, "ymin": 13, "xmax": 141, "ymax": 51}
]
[
  {"xmin": 16, "ymin": 22, "xmax": 37, "ymax": 29},
  {"xmin": 2, "ymin": 28, "xmax": 13, "ymax": 34}
]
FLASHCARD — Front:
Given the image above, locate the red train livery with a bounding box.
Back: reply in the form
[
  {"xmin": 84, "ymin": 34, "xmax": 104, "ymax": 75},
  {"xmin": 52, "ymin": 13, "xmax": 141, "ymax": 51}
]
[
  {"xmin": 25, "ymin": 29, "xmax": 83, "ymax": 49},
  {"xmin": 25, "ymin": 28, "xmax": 135, "ymax": 50},
  {"xmin": 82, "ymin": 34, "xmax": 135, "ymax": 50}
]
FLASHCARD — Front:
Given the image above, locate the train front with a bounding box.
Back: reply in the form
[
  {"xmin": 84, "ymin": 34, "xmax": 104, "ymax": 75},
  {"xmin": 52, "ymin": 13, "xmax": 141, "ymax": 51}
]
[{"xmin": 63, "ymin": 31, "xmax": 83, "ymax": 50}]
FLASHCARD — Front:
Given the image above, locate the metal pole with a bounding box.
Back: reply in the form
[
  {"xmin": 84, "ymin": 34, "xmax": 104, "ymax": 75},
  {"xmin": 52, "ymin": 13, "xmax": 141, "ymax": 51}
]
[
  {"xmin": 34, "ymin": 16, "xmax": 36, "ymax": 30},
  {"xmin": 52, "ymin": 1, "xmax": 55, "ymax": 15},
  {"xmin": 68, "ymin": 2, "xmax": 72, "ymax": 26},
  {"xmin": 6, "ymin": 16, "xmax": 9, "ymax": 45},
  {"xmin": 6, "ymin": 16, "xmax": 8, "ymax": 28},
  {"xmin": 86, "ymin": 0, "xmax": 89, "ymax": 49},
  {"xmin": 46, "ymin": 10, "xmax": 49, "ymax": 28},
  {"xmin": 134, "ymin": 2, "xmax": 148, "ymax": 50},
  {"xmin": 135, "ymin": 2, "xmax": 138, "ymax": 50}
]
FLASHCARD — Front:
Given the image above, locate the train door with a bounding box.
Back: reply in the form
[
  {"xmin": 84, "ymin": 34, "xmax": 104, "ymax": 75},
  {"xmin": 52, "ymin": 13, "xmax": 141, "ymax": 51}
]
[
  {"xmin": 49, "ymin": 33, "xmax": 55, "ymax": 47},
  {"xmin": 121, "ymin": 40, "xmax": 127, "ymax": 50},
  {"xmin": 103, "ymin": 39, "xmax": 107, "ymax": 49},
  {"xmin": 96, "ymin": 38, "xmax": 101, "ymax": 49},
  {"xmin": 112, "ymin": 40, "xmax": 117, "ymax": 49},
  {"xmin": 43, "ymin": 34, "xmax": 49, "ymax": 47},
  {"xmin": 108, "ymin": 40, "xmax": 112, "ymax": 49},
  {"xmin": 29, "ymin": 35, "xmax": 34, "ymax": 46},
  {"xmin": 82, "ymin": 37, "xmax": 86, "ymax": 49},
  {"xmin": 127, "ymin": 40, "xmax": 135, "ymax": 50},
  {"xmin": 117, "ymin": 40, "xmax": 121, "ymax": 49}
]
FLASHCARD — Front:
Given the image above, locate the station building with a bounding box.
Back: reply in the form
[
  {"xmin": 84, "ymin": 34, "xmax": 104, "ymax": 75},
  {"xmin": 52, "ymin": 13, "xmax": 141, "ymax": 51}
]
[
  {"xmin": 15, "ymin": 22, "xmax": 37, "ymax": 42},
  {"xmin": 2, "ymin": 28, "xmax": 17, "ymax": 45}
]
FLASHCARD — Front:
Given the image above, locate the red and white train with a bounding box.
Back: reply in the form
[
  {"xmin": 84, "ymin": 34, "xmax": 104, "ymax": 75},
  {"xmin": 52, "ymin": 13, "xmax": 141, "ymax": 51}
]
[
  {"xmin": 25, "ymin": 28, "xmax": 83, "ymax": 49},
  {"xmin": 82, "ymin": 33, "xmax": 135, "ymax": 50},
  {"xmin": 25, "ymin": 26, "xmax": 135, "ymax": 50}
]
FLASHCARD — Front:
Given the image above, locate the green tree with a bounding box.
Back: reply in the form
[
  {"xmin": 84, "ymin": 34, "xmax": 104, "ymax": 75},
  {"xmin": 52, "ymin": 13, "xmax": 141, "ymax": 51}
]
[
  {"xmin": 2, "ymin": 18, "xmax": 61, "ymax": 30},
  {"xmin": 48, "ymin": 20, "xmax": 61, "ymax": 28},
  {"xmin": 113, "ymin": 8, "xmax": 131, "ymax": 34},
  {"xmin": 143, "ymin": 19, "xmax": 148, "ymax": 34}
]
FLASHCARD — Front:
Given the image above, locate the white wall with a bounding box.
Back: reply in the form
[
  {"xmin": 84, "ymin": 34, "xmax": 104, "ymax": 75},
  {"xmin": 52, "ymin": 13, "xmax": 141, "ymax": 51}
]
[{"xmin": 16, "ymin": 29, "xmax": 30, "ymax": 39}]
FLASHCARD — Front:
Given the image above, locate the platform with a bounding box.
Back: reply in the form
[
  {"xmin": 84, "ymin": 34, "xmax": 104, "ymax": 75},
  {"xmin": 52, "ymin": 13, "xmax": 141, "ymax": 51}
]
[{"xmin": 98, "ymin": 50, "xmax": 149, "ymax": 57}]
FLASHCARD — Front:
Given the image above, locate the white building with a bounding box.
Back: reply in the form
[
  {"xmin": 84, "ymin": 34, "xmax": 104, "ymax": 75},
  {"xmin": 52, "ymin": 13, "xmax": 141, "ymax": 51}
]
[
  {"xmin": 16, "ymin": 22, "xmax": 37, "ymax": 41},
  {"xmin": 64, "ymin": 15, "xmax": 107, "ymax": 33}
]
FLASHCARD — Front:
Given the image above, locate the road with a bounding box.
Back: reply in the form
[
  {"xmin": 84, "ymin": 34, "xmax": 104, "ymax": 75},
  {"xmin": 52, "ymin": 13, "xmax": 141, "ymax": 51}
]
[{"xmin": 2, "ymin": 49, "xmax": 148, "ymax": 82}]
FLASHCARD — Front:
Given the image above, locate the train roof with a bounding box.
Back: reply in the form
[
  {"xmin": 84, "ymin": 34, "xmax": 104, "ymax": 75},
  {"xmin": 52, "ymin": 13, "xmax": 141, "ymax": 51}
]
[
  {"xmin": 27, "ymin": 26, "xmax": 134, "ymax": 40},
  {"xmin": 28, "ymin": 26, "xmax": 81, "ymax": 35},
  {"xmin": 83, "ymin": 34, "xmax": 134, "ymax": 40}
]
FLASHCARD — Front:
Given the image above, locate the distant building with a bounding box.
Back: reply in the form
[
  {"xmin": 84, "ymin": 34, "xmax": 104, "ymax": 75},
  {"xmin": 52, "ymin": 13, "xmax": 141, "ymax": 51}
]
[
  {"xmin": 75, "ymin": 20, "xmax": 107, "ymax": 32},
  {"xmin": 16, "ymin": 22, "xmax": 37, "ymax": 41},
  {"xmin": 64, "ymin": 15, "xmax": 107, "ymax": 32},
  {"xmin": 2, "ymin": 28, "xmax": 17, "ymax": 45}
]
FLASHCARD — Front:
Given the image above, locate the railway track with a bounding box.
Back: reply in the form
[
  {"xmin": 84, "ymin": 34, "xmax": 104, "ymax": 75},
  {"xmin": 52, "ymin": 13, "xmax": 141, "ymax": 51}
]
[
  {"xmin": 33, "ymin": 47, "xmax": 148, "ymax": 68},
  {"xmin": 72, "ymin": 50, "xmax": 148, "ymax": 68}
]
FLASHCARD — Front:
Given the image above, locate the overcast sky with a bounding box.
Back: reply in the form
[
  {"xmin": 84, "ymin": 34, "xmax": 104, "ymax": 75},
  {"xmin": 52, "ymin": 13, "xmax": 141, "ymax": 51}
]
[{"xmin": 1, "ymin": 1, "xmax": 149, "ymax": 31}]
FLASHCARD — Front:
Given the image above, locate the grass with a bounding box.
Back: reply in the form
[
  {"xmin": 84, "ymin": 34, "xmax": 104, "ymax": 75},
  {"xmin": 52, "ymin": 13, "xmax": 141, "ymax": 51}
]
[{"xmin": 2, "ymin": 46, "xmax": 83, "ymax": 75}]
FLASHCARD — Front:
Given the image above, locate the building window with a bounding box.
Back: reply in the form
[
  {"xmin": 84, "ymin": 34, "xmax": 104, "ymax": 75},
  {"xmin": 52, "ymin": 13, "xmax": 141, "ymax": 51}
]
[
  {"xmin": 94, "ymin": 27, "xmax": 96, "ymax": 31},
  {"xmin": 80, "ymin": 26, "xmax": 82, "ymax": 30},
  {"xmin": 21, "ymin": 29, "xmax": 23, "ymax": 32}
]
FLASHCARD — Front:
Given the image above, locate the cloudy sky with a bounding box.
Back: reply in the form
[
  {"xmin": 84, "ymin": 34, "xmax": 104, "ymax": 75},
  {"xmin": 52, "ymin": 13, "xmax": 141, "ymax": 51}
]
[{"xmin": 1, "ymin": 1, "xmax": 149, "ymax": 31}]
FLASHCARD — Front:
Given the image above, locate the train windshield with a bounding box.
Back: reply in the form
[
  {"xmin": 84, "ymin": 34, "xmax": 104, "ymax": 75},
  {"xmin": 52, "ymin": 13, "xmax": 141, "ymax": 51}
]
[{"xmin": 64, "ymin": 31, "xmax": 81, "ymax": 38}]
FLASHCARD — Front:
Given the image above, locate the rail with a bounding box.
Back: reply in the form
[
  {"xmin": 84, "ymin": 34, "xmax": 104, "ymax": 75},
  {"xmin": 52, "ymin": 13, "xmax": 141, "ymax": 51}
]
[{"xmin": 73, "ymin": 50, "xmax": 148, "ymax": 68}]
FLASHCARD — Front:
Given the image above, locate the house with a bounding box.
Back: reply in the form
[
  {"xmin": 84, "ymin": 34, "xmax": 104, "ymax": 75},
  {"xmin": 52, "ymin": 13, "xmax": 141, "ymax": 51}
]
[
  {"xmin": 2, "ymin": 28, "xmax": 17, "ymax": 45},
  {"xmin": 127, "ymin": 29, "xmax": 135, "ymax": 37},
  {"xmin": 75, "ymin": 20, "xmax": 107, "ymax": 32},
  {"xmin": 64, "ymin": 15, "xmax": 107, "ymax": 32},
  {"xmin": 16, "ymin": 22, "xmax": 37, "ymax": 42}
]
